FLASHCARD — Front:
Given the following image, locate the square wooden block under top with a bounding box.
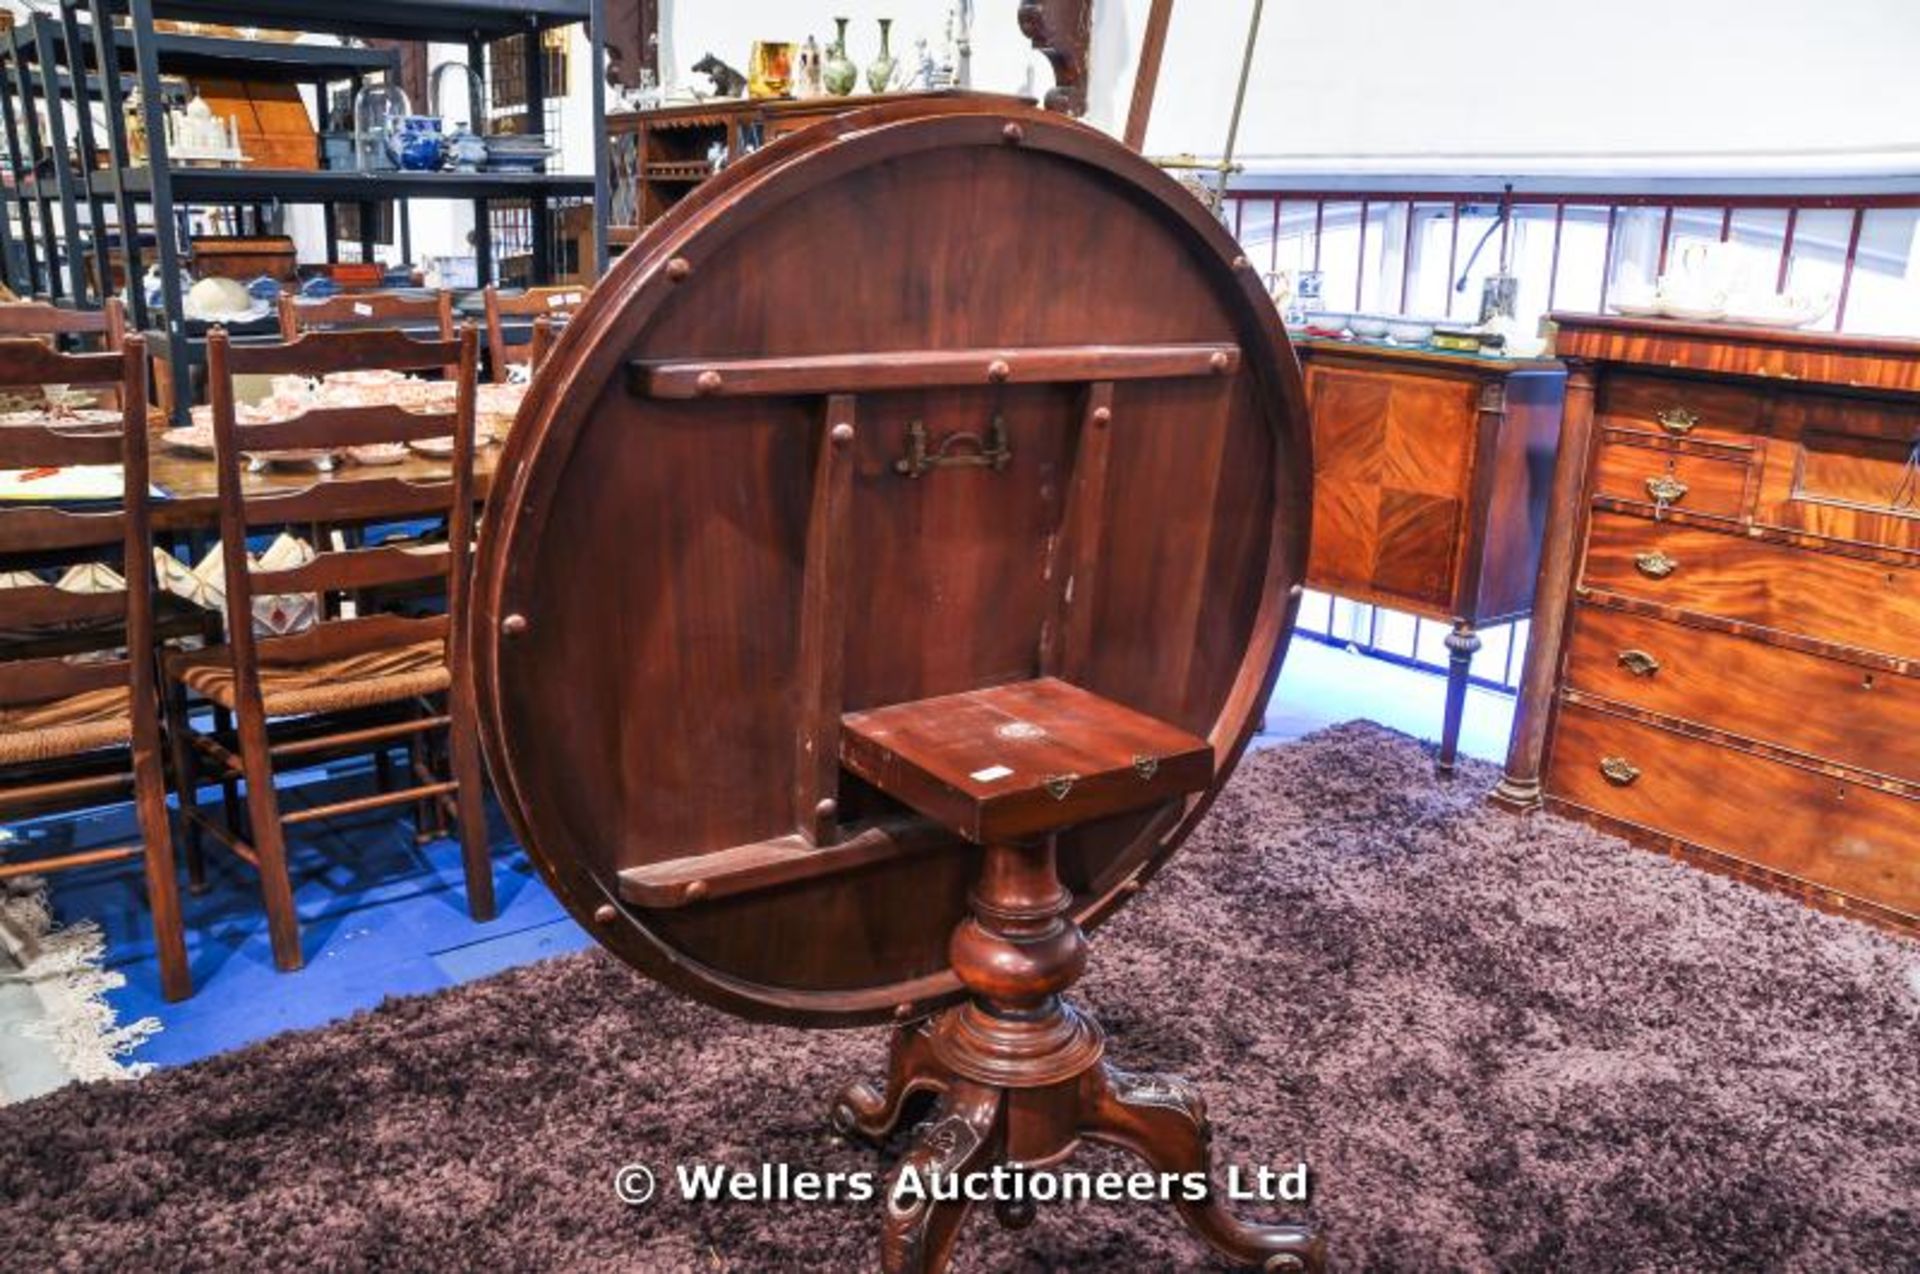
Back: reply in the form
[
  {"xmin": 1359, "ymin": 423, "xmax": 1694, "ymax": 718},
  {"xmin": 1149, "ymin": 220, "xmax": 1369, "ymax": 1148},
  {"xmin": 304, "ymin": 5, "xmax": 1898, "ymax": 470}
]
[{"xmin": 839, "ymin": 677, "xmax": 1215, "ymax": 844}]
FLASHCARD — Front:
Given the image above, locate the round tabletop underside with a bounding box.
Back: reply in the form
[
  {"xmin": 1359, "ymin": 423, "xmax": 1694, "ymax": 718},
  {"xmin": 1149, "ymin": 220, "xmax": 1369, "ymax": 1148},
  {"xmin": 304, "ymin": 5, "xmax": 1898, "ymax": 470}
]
[{"xmin": 473, "ymin": 103, "xmax": 1312, "ymax": 1026}]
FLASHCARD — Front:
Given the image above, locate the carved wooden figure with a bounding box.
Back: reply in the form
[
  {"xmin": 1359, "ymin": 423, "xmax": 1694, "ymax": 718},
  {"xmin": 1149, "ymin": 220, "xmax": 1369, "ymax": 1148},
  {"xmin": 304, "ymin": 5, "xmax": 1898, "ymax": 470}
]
[
  {"xmin": 473, "ymin": 101, "xmax": 1321, "ymax": 1272},
  {"xmin": 1018, "ymin": 0, "xmax": 1094, "ymax": 115}
]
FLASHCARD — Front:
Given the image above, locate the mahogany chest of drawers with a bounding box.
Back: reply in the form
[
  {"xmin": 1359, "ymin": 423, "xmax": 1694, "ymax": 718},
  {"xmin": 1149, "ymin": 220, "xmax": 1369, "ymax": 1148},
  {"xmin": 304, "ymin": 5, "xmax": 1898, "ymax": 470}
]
[
  {"xmin": 1496, "ymin": 316, "xmax": 1920, "ymax": 934},
  {"xmin": 1296, "ymin": 338, "xmax": 1565, "ymax": 770}
]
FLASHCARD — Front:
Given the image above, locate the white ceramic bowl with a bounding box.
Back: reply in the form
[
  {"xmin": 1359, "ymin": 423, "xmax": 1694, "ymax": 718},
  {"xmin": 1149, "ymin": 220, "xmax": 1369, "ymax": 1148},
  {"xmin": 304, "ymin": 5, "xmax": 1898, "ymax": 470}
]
[
  {"xmin": 1349, "ymin": 315, "xmax": 1390, "ymax": 338},
  {"xmin": 1655, "ymin": 297, "xmax": 1726, "ymax": 322},
  {"xmin": 1303, "ymin": 311, "xmax": 1349, "ymax": 333},
  {"xmin": 1723, "ymin": 293, "xmax": 1833, "ymax": 329},
  {"xmin": 1385, "ymin": 319, "xmax": 1434, "ymax": 345}
]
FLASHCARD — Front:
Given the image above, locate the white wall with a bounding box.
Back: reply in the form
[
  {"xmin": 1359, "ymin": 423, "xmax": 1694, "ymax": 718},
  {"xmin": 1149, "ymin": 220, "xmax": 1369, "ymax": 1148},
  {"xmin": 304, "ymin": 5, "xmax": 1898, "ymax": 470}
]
[{"xmin": 1103, "ymin": 0, "xmax": 1920, "ymax": 178}]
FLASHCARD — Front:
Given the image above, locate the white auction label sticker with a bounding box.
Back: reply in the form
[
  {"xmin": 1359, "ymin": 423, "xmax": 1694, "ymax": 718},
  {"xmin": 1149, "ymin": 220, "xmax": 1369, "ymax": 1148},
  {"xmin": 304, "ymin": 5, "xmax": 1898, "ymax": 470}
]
[{"xmin": 969, "ymin": 765, "xmax": 1014, "ymax": 783}]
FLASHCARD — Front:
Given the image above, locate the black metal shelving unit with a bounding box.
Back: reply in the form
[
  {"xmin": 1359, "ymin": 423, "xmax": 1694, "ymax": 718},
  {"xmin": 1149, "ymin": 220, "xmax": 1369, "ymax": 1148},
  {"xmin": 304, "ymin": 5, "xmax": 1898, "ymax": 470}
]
[
  {"xmin": 2, "ymin": 0, "xmax": 608, "ymax": 420},
  {"xmin": 0, "ymin": 7, "xmax": 392, "ymax": 303},
  {"xmin": 0, "ymin": 11, "xmax": 134, "ymax": 303}
]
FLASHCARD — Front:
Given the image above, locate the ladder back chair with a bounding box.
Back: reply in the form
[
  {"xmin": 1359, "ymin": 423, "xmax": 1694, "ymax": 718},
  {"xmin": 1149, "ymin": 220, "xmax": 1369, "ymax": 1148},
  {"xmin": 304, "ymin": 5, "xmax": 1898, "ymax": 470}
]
[
  {"xmin": 278, "ymin": 289, "xmax": 457, "ymax": 380},
  {"xmin": 160, "ymin": 325, "xmax": 493, "ymax": 973},
  {"xmin": 481, "ymin": 284, "xmax": 586, "ymax": 383},
  {"xmin": 0, "ymin": 296, "xmax": 128, "ymax": 346},
  {"xmin": 0, "ymin": 335, "xmax": 190, "ymax": 1000},
  {"xmin": 0, "ymin": 297, "xmax": 130, "ymax": 408},
  {"xmin": 0, "ymin": 301, "xmax": 204, "ymax": 660}
]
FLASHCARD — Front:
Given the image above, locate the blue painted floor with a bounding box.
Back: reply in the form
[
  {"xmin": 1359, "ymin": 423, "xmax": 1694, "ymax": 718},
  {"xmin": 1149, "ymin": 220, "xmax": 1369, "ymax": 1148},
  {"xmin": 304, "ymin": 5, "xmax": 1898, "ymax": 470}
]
[{"xmin": 17, "ymin": 639, "xmax": 1512, "ymax": 1071}]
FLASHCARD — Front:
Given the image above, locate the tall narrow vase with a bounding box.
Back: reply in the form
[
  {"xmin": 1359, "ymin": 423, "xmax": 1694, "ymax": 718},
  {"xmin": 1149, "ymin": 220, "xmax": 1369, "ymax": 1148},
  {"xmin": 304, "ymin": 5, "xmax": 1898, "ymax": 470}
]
[
  {"xmin": 867, "ymin": 18, "xmax": 896, "ymax": 94},
  {"xmin": 823, "ymin": 17, "xmax": 858, "ymax": 96}
]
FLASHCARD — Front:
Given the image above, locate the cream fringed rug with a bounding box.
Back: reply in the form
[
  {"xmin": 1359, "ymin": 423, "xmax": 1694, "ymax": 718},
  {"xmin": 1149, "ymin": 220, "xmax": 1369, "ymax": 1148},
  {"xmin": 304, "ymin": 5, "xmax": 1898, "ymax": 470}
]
[{"xmin": 0, "ymin": 860, "xmax": 157, "ymax": 1104}]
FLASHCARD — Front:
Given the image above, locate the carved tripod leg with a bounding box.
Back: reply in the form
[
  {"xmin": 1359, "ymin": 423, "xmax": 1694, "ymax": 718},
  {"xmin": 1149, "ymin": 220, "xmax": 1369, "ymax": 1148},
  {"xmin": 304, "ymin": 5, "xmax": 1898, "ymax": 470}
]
[
  {"xmin": 881, "ymin": 1081, "xmax": 1004, "ymax": 1274},
  {"xmin": 833, "ymin": 1019, "xmax": 948, "ymax": 1142},
  {"xmin": 1081, "ymin": 1066, "xmax": 1324, "ymax": 1274}
]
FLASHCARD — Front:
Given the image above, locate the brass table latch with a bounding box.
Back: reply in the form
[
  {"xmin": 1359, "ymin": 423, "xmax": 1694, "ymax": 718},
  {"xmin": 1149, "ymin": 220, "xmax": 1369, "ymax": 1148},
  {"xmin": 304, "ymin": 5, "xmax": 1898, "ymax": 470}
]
[
  {"xmin": 1132, "ymin": 754, "xmax": 1159, "ymax": 780},
  {"xmin": 1599, "ymin": 756, "xmax": 1642, "ymax": 787},
  {"xmin": 1043, "ymin": 773, "xmax": 1079, "ymax": 801},
  {"xmin": 896, "ymin": 413, "xmax": 1013, "ymax": 478}
]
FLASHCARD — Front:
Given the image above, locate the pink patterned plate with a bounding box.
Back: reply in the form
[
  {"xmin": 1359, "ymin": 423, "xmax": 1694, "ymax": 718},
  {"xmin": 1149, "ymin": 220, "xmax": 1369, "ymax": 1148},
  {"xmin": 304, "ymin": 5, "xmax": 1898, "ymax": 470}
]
[{"xmin": 161, "ymin": 424, "xmax": 216, "ymax": 455}]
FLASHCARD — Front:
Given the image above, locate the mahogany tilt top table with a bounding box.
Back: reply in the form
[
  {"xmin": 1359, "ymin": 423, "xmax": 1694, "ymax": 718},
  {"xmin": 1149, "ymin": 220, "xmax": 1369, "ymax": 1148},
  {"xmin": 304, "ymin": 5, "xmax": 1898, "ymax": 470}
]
[{"xmin": 472, "ymin": 98, "xmax": 1323, "ymax": 1272}]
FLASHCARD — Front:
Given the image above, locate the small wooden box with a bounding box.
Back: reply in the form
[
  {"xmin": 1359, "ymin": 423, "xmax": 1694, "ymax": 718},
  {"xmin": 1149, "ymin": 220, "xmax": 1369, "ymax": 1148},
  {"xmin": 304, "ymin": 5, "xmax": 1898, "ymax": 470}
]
[
  {"xmin": 189, "ymin": 235, "xmax": 297, "ymax": 282},
  {"xmin": 324, "ymin": 262, "xmax": 387, "ymax": 289}
]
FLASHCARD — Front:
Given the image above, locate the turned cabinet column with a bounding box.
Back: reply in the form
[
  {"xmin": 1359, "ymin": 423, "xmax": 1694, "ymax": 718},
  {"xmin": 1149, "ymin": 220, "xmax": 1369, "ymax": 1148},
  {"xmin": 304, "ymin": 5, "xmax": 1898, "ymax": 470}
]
[{"xmin": 1493, "ymin": 361, "xmax": 1597, "ymax": 811}]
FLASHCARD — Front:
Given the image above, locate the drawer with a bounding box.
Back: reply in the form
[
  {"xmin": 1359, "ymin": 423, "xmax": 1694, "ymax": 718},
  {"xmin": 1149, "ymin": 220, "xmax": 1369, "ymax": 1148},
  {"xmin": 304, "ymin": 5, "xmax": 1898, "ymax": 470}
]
[
  {"xmin": 1580, "ymin": 511, "xmax": 1920, "ymax": 661},
  {"xmin": 1592, "ymin": 435, "xmax": 1750, "ymax": 519},
  {"xmin": 1547, "ymin": 699, "xmax": 1920, "ymax": 921},
  {"xmin": 1598, "ymin": 371, "xmax": 1765, "ymax": 445},
  {"xmin": 1563, "ymin": 603, "xmax": 1920, "ymax": 783}
]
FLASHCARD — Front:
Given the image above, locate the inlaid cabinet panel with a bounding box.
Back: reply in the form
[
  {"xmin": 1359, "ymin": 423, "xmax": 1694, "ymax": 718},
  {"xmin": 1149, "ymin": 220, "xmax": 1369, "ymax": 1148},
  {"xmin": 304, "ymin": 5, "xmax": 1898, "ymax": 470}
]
[
  {"xmin": 1304, "ymin": 361, "xmax": 1475, "ymax": 608},
  {"xmin": 1309, "ymin": 370, "xmax": 1390, "ymax": 483},
  {"xmin": 1370, "ymin": 488, "xmax": 1461, "ymax": 608},
  {"xmin": 1377, "ymin": 373, "xmax": 1478, "ymax": 496}
]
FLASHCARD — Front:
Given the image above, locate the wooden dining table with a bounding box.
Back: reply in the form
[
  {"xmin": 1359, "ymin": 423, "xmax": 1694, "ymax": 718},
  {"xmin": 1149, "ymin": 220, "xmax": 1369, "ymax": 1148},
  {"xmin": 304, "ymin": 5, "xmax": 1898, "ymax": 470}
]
[{"xmin": 146, "ymin": 426, "xmax": 503, "ymax": 533}]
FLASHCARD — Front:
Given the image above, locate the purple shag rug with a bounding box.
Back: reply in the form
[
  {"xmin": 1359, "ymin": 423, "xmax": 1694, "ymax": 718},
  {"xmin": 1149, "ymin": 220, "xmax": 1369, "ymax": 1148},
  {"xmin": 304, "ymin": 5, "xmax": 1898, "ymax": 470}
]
[{"xmin": 3, "ymin": 722, "xmax": 1916, "ymax": 1272}]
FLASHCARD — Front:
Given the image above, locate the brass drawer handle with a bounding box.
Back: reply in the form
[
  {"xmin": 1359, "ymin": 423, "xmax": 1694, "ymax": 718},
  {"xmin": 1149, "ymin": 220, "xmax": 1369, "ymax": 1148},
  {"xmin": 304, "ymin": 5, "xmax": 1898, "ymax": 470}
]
[
  {"xmin": 1600, "ymin": 756, "xmax": 1641, "ymax": 786},
  {"xmin": 1654, "ymin": 407, "xmax": 1699, "ymax": 436},
  {"xmin": 1634, "ymin": 551, "xmax": 1678, "ymax": 579},
  {"xmin": 1617, "ymin": 649, "xmax": 1661, "ymax": 676},
  {"xmin": 1645, "ymin": 475, "xmax": 1689, "ymax": 505}
]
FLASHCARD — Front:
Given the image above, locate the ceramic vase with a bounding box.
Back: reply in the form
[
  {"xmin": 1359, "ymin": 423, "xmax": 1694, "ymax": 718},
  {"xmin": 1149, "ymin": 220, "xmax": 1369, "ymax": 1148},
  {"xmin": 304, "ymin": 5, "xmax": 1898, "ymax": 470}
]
[
  {"xmin": 867, "ymin": 18, "xmax": 896, "ymax": 93},
  {"xmin": 823, "ymin": 18, "xmax": 858, "ymax": 96}
]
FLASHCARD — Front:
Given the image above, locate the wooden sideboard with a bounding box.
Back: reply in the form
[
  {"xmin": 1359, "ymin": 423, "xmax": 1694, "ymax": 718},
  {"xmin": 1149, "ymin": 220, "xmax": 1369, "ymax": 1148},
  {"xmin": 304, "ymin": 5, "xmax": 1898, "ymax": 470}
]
[
  {"xmin": 1495, "ymin": 315, "xmax": 1920, "ymax": 934},
  {"xmin": 1297, "ymin": 338, "xmax": 1566, "ymax": 770}
]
